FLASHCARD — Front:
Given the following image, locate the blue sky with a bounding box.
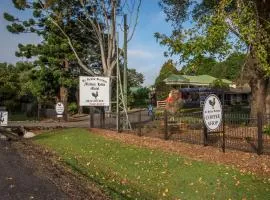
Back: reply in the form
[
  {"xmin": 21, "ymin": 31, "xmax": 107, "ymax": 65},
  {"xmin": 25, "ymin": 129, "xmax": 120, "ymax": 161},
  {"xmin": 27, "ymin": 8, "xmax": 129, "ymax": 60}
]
[{"xmin": 0, "ymin": 0, "xmax": 177, "ymax": 86}]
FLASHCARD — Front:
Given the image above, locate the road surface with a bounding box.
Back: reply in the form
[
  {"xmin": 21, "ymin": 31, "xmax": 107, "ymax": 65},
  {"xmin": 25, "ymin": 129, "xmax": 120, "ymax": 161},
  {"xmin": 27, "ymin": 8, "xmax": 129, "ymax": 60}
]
[
  {"xmin": 8, "ymin": 110, "xmax": 152, "ymax": 129},
  {"xmin": 0, "ymin": 140, "xmax": 68, "ymax": 200}
]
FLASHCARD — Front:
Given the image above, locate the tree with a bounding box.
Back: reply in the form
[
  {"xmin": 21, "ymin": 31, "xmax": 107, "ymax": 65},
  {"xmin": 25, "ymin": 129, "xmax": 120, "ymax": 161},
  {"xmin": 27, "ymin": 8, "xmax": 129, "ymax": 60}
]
[
  {"xmin": 180, "ymin": 53, "xmax": 245, "ymax": 81},
  {"xmin": 210, "ymin": 79, "xmax": 230, "ymax": 90},
  {"xmin": 6, "ymin": 0, "xmax": 142, "ymax": 120},
  {"xmin": 210, "ymin": 53, "xmax": 245, "ymax": 80},
  {"xmin": 5, "ymin": 0, "xmax": 105, "ymax": 118},
  {"xmin": 0, "ymin": 63, "xmax": 20, "ymax": 111},
  {"xmin": 128, "ymin": 87, "xmax": 150, "ymax": 108},
  {"xmin": 5, "ymin": 0, "xmax": 141, "ymax": 78},
  {"xmin": 155, "ymin": 59, "xmax": 178, "ymax": 100},
  {"xmin": 156, "ymin": 0, "xmax": 270, "ymax": 116},
  {"xmin": 0, "ymin": 62, "xmax": 42, "ymax": 116},
  {"xmin": 180, "ymin": 56, "xmax": 217, "ymax": 75},
  {"xmin": 127, "ymin": 68, "xmax": 144, "ymax": 88}
]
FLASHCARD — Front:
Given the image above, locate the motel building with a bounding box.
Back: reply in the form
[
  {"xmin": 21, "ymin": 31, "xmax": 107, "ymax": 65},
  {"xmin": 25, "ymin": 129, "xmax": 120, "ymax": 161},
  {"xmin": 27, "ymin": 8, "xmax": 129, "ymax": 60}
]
[{"xmin": 163, "ymin": 74, "xmax": 251, "ymax": 108}]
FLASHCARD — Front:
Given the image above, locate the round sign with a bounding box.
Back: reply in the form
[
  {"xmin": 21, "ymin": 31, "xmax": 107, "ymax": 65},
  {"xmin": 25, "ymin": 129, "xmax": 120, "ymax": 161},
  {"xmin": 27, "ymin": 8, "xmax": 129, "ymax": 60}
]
[
  {"xmin": 55, "ymin": 102, "xmax": 64, "ymax": 115},
  {"xmin": 203, "ymin": 94, "xmax": 222, "ymax": 131}
]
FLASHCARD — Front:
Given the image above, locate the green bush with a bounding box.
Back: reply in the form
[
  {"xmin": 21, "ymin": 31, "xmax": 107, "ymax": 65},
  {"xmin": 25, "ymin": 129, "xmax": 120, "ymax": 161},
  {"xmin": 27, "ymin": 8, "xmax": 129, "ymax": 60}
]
[
  {"xmin": 263, "ymin": 125, "xmax": 270, "ymax": 136},
  {"xmin": 68, "ymin": 102, "xmax": 78, "ymax": 115}
]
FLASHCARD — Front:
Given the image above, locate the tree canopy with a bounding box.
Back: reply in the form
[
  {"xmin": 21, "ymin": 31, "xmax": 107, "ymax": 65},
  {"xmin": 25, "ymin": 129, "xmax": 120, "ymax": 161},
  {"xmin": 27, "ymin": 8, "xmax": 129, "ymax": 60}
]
[
  {"xmin": 5, "ymin": 0, "xmax": 142, "ymax": 77},
  {"xmin": 180, "ymin": 53, "xmax": 245, "ymax": 81},
  {"xmin": 155, "ymin": 59, "xmax": 178, "ymax": 100},
  {"xmin": 156, "ymin": 0, "xmax": 270, "ymax": 116}
]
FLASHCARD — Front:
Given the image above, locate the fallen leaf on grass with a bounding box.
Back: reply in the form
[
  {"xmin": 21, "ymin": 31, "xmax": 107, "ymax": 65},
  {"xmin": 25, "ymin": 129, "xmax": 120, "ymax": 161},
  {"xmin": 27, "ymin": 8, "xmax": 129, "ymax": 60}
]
[{"xmin": 235, "ymin": 180, "xmax": 240, "ymax": 186}]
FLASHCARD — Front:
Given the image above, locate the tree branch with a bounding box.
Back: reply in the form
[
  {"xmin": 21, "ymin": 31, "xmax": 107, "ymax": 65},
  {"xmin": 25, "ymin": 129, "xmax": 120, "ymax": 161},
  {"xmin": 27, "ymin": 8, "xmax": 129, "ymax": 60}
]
[
  {"xmin": 127, "ymin": 0, "xmax": 141, "ymax": 42},
  {"xmin": 38, "ymin": 0, "xmax": 95, "ymax": 75}
]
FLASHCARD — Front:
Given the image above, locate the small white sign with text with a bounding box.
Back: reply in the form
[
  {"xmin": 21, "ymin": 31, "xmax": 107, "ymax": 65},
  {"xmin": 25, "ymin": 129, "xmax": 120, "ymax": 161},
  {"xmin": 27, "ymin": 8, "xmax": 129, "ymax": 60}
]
[
  {"xmin": 203, "ymin": 94, "xmax": 222, "ymax": 131},
  {"xmin": 55, "ymin": 102, "xmax": 64, "ymax": 117},
  {"xmin": 0, "ymin": 111, "xmax": 8, "ymax": 126}
]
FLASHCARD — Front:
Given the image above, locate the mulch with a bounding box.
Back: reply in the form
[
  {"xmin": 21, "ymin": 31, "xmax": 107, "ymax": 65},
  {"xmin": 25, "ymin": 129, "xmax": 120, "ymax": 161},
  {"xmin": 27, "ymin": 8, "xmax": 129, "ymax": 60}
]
[{"xmin": 90, "ymin": 128, "xmax": 270, "ymax": 178}]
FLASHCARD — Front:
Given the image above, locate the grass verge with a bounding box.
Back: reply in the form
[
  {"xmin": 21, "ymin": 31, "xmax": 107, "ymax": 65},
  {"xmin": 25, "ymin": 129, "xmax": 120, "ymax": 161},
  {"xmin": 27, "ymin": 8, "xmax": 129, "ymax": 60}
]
[{"xmin": 34, "ymin": 128, "xmax": 270, "ymax": 200}]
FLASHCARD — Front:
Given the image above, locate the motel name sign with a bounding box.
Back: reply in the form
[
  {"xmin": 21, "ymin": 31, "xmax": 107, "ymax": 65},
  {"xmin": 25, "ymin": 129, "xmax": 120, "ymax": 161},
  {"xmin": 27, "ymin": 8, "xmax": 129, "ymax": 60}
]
[{"xmin": 79, "ymin": 76, "xmax": 110, "ymax": 107}]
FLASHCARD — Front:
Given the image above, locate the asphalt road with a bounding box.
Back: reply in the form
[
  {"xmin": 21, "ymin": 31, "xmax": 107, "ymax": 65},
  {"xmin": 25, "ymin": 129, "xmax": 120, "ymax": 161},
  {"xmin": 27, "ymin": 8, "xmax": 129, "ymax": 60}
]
[
  {"xmin": 8, "ymin": 110, "xmax": 152, "ymax": 129},
  {"xmin": 0, "ymin": 140, "xmax": 68, "ymax": 200}
]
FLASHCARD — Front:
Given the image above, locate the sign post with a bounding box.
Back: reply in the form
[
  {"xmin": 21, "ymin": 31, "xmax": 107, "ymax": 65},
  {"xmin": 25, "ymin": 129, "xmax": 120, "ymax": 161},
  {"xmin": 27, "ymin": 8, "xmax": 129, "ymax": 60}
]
[
  {"xmin": 0, "ymin": 111, "xmax": 8, "ymax": 126},
  {"xmin": 202, "ymin": 94, "xmax": 225, "ymax": 152}
]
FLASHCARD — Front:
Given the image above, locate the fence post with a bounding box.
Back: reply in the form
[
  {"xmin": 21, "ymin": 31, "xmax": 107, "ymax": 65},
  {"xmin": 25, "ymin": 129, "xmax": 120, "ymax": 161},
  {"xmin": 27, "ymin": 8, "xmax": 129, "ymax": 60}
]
[
  {"xmin": 222, "ymin": 105, "xmax": 225, "ymax": 153},
  {"xmin": 257, "ymin": 112, "xmax": 263, "ymax": 155},
  {"xmin": 89, "ymin": 107, "xmax": 94, "ymax": 128},
  {"xmin": 164, "ymin": 110, "xmax": 168, "ymax": 140},
  {"xmin": 117, "ymin": 110, "xmax": 120, "ymax": 132},
  {"xmin": 203, "ymin": 124, "xmax": 208, "ymax": 146},
  {"xmin": 99, "ymin": 107, "xmax": 105, "ymax": 128},
  {"xmin": 138, "ymin": 109, "xmax": 142, "ymax": 136}
]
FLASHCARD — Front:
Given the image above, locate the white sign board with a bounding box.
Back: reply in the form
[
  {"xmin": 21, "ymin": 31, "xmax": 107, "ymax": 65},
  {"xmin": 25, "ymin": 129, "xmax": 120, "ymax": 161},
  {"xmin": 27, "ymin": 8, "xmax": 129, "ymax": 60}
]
[
  {"xmin": 0, "ymin": 111, "xmax": 8, "ymax": 126},
  {"xmin": 203, "ymin": 94, "xmax": 222, "ymax": 131},
  {"xmin": 55, "ymin": 102, "xmax": 64, "ymax": 117},
  {"xmin": 79, "ymin": 76, "xmax": 110, "ymax": 106}
]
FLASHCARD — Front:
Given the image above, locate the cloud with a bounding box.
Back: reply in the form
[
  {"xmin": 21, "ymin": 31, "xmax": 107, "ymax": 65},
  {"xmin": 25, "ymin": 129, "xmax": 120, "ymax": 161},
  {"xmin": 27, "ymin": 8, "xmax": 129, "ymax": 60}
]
[{"xmin": 128, "ymin": 49, "xmax": 156, "ymax": 59}]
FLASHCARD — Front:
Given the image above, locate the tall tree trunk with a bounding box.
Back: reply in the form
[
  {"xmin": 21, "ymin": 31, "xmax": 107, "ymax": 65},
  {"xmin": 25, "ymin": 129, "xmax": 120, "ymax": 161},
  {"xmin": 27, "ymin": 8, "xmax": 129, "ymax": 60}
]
[
  {"xmin": 265, "ymin": 79, "xmax": 270, "ymax": 116},
  {"xmin": 246, "ymin": 48, "xmax": 268, "ymax": 118},
  {"xmin": 249, "ymin": 77, "xmax": 267, "ymax": 118},
  {"xmin": 60, "ymin": 60, "xmax": 69, "ymax": 121}
]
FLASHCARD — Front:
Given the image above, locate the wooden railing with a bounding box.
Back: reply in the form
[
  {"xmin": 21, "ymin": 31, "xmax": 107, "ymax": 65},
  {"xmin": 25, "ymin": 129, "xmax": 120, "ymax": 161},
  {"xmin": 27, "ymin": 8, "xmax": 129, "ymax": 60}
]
[{"xmin": 157, "ymin": 101, "xmax": 166, "ymax": 109}]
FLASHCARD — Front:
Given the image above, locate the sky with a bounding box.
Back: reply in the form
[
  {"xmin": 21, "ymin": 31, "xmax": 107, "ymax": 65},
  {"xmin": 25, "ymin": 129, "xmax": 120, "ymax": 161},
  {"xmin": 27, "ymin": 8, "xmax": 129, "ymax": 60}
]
[{"xmin": 0, "ymin": 0, "xmax": 178, "ymax": 86}]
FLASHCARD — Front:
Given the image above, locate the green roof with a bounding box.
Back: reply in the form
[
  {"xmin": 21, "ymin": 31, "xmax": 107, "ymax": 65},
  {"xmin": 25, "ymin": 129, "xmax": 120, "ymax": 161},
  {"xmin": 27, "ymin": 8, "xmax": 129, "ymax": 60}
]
[{"xmin": 164, "ymin": 74, "xmax": 232, "ymax": 85}]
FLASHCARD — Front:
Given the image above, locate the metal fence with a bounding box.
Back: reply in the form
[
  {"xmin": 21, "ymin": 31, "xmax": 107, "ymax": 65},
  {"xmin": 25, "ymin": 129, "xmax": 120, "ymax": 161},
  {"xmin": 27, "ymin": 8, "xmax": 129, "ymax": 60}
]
[{"xmin": 93, "ymin": 109, "xmax": 270, "ymax": 155}]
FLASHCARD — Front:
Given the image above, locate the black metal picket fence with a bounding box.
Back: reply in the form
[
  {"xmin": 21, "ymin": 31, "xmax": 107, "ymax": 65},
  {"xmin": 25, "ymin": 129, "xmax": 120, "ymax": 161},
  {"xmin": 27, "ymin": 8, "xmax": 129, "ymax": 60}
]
[{"xmin": 92, "ymin": 109, "xmax": 270, "ymax": 155}]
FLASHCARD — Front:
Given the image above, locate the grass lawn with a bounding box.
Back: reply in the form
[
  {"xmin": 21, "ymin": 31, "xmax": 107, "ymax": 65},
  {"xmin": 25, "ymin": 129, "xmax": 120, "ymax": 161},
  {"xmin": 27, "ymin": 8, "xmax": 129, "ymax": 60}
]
[{"xmin": 34, "ymin": 128, "xmax": 270, "ymax": 200}]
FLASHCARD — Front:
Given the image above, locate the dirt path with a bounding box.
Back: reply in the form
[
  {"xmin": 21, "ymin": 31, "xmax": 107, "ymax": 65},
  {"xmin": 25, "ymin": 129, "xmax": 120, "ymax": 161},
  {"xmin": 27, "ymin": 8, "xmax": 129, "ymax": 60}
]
[
  {"xmin": 0, "ymin": 139, "xmax": 109, "ymax": 200},
  {"xmin": 0, "ymin": 140, "xmax": 68, "ymax": 200}
]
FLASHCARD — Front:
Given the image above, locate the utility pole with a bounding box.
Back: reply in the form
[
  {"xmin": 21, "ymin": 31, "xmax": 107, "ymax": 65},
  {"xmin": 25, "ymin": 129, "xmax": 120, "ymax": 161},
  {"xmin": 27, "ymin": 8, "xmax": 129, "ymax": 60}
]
[
  {"xmin": 123, "ymin": 14, "xmax": 128, "ymax": 111},
  {"xmin": 116, "ymin": 32, "xmax": 120, "ymax": 132},
  {"xmin": 115, "ymin": 14, "xmax": 131, "ymax": 131}
]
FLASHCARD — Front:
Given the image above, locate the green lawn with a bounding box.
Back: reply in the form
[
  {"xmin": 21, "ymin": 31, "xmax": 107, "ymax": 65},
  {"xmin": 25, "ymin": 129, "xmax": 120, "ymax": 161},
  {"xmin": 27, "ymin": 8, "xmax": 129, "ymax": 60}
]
[{"xmin": 34, "ymin": 128, "xmax": 270, "ymax": 200}]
